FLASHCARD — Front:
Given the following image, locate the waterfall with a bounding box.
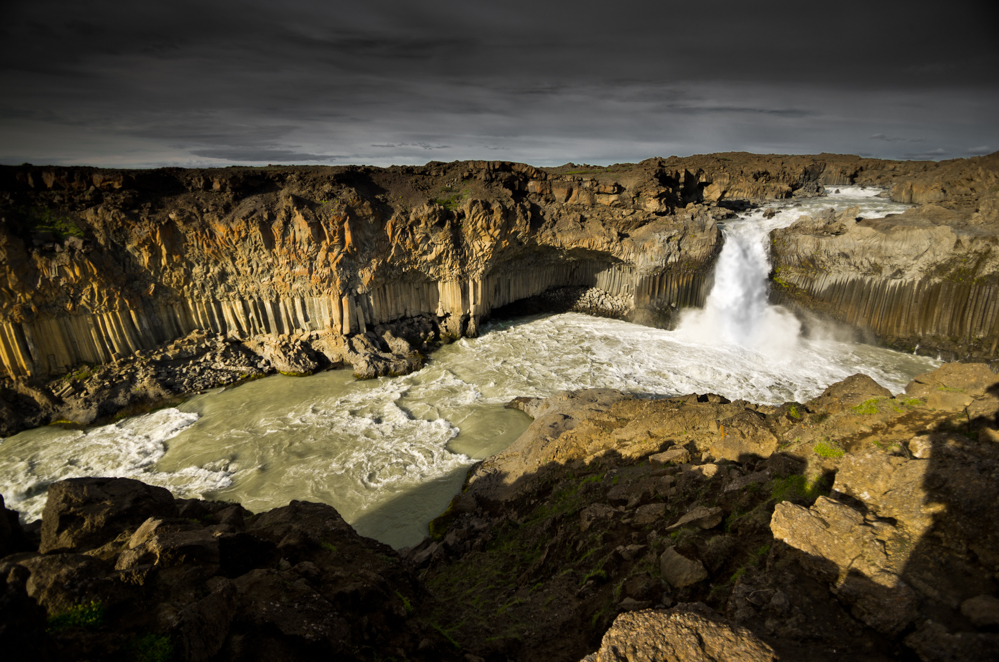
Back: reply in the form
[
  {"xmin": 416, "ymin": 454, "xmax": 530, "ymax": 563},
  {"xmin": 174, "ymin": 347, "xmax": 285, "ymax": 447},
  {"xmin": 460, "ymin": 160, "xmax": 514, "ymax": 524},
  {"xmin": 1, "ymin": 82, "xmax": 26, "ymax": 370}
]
[{"xmin": 676, "ymin": 212, "xmax": 801, "ymax": 357}]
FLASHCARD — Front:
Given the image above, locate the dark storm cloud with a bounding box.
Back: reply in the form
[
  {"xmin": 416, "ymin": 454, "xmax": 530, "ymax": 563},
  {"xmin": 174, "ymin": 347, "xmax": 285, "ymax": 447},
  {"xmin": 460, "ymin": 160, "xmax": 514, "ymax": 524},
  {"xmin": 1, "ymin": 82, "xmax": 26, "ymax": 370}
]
[{"xmin": 1, "ymin": 0, "xmax": 997, "ymax": 166}]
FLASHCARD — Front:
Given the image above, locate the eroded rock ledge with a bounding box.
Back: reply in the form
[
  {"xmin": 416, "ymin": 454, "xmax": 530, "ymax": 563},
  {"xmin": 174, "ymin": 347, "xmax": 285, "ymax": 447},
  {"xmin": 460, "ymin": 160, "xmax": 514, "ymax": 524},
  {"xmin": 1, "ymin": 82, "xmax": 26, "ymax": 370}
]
[{"xmin": 2, "ymin": 362, "xmax": 997, "ymax": 661}]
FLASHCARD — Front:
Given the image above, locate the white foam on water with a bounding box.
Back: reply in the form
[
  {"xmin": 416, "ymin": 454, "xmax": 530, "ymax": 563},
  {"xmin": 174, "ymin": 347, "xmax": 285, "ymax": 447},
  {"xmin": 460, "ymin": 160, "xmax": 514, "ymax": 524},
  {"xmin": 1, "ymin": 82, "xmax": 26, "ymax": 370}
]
[
  {"xmin": 827, "ymin": 185, "xmax": 885, "ymax": 199},
  {"xmin": 0, "ymin": 408, "xmax": 231, "ymax": 521}
]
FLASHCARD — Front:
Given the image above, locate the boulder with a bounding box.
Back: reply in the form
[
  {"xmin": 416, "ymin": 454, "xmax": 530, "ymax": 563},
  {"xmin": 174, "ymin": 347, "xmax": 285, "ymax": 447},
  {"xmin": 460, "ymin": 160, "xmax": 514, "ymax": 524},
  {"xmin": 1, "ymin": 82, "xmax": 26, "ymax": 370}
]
[
  {"xmin": 581, "ymin": 503, "xmax": 618, "ymax": 533},
  {"xmin": 659, "ymin": 547, "xmax": 708, "ymax": 588},
  {"xmin": 632, "ymin": 503, "xmax": 666, "ymax": 526},
  {"xmin": 40, "ymin": 478, "xmax": 178, "ymax": 554},
  {"xmin": 707, "ymin": 412, "xmax": 777, "ymax": 462},
  {"xmin": 810, "ymin": 373, "xmax": 893, "ymax": 412},
  {"xmin": 116, "ymin": 518, "xmax": 221, "ymax": 570},
  {"xmin": 173, "ymin": 577, "xmax": 239, "ymax": 662},
  {"xmin": 585, "ymin": 604, "xmax": 775, "ymax": 662},
  {"xmin": 770, "ymin": 497, "xmax": 918, "ymax": 634},
  {"xmin": 832, "ymin": 453, "xmax": 933, "ymax": 537},
  {"xmin": 666, "ymin": 506, "xmax": 723, "ymax": 531},
  {"xmin": 649, "ymin": 447, "xmax": 690, "ymax": 466},
  {"xmin": 904, "ymin": 619, "xmax": 999, "ymax": 662},
  {"xmin": 19, "ymin": 553, "xmax": 132, "ymax": 616},
  {"xmin": 961, "ymin": 594, "xmax": 999, "ymax": 628},
  {"xmin": 233, "ymin": 568, "xmax": 350, "ymax": 653}
]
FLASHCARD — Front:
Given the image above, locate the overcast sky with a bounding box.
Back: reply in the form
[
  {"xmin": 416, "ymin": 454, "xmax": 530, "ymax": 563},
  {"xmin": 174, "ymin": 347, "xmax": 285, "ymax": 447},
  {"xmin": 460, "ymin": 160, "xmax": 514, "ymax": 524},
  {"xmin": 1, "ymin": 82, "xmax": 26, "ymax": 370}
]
[{"xmin": 1, "ymin": 0, "xmax": 997, "ymax": 168}]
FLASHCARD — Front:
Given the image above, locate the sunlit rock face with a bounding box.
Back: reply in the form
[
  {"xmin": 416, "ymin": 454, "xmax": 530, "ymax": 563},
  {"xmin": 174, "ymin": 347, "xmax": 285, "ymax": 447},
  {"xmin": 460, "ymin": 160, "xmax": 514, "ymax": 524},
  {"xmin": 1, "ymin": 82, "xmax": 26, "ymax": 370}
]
[
  {"xmin": 770, "ymin": 203, "xmax": 999, "ymax": 361},
  {"xmin": 0, "ymin": 160, "xmax": 723, "ymax": 377}
]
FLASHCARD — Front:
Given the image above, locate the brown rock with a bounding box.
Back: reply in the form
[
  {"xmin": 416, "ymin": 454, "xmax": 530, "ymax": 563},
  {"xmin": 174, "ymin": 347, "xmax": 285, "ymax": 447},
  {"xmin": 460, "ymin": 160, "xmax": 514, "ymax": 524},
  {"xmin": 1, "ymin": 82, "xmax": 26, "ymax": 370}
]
[
  {"xmin": 632, "ymin": 503, "xmax": 666, "ymax": 526},
  {"xmin": 174, "ymin": 577, "xmax": 238, "ymax": 662},
  {"xmin": 906, "ymin": 362, "xmax": 999, "ymax": 399},
  {"xmin": 19, "ymin": 553, "xmax": 130, "ymax": 616},
  {"xmin": 770, "ymin": 497, "xmax": 918, "ymax": 634},
  {"xmin": 707, "ymin": 412, "xmax": 777, "ymax": 462},
  {"xmin": 832, "ymin": 453, "xmax": 933, "ymax": 537},
  {"xmin": 649, "ymin": 447, "xmax": 690, "ymax": 466},
  {"xmin": 666, "ymin": 506, "xmax": 723, "ymax": 531},
  {"xmin": 581, "ymin": 503, "xmax": 618, "ymax": 533},
  {"xmin": 817, "ymin": 373, "xmax": 893, "ymax": 408},
  {"xmin": 659, "ymin": 547, "xmax": 708, "ymax": 588},
  {"xmin": 904, "ymin": 619, "xmax": 999, "ymax": 662},
  {"xmin": 233, "ymin": 568, "xmax": 350, "ymax": 652},
  {"xmin": 961, "ymin": 594, "xmax": 999, "ymax": 627},
  {"xmin": 587, "ymin": 604, "xmax": 775, "ymax": 662},
  {"xmin": 724, "ymin": 470, "xmax": 770, "ymax": 493},
  {"xmin": 116, "ymin": 518, "xmax": 220, "ymax": 570},
  {"xmin": 40, "ymin": 477, "xmax": 178, "ymax": 554}
]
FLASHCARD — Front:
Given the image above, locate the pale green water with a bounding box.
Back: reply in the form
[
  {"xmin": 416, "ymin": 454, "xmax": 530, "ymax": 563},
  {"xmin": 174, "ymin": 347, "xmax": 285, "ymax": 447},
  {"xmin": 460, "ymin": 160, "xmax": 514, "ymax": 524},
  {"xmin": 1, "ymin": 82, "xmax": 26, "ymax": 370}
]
[{"xmin": 0, "ymin": 188, "xmax": 941, "ymax": 548}]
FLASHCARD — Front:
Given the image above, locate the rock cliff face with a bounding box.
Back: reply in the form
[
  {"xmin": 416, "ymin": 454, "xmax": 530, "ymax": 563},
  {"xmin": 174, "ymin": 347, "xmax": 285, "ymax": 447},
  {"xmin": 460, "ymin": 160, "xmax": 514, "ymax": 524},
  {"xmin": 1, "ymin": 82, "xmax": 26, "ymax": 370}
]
[
  {"xmin": 3, "ymin": 152, "xmax": 999, "ymax": 408},
  {"xmin": 771, "ymin": 192, "xmax": 999, "ymax": 361},
  {"xmin": 1, "ymin": 160, "xmax": 722, "ymax": 379}
]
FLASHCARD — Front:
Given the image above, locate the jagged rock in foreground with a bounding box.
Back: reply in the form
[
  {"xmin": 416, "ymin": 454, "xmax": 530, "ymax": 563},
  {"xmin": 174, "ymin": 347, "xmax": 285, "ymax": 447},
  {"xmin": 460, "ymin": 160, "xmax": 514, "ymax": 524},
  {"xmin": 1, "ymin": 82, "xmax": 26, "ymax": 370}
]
[
  {"xmin": 0, "ymin": 477, "xmax": 456, "ymax": 662},
  {"xmin": 2, "ymin": 361, "xmax": 998, "ymax": 661}
]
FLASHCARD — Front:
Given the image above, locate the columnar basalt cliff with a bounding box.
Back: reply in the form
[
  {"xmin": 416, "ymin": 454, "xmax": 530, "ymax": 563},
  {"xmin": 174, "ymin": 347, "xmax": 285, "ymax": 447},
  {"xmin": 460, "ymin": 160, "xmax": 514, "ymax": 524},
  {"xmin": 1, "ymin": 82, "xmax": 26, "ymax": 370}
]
[
  {"xmin": 0, "ymin": 160, "xmax": 723, "ymax": 380},
  {"xmin": 770, "ymin": 153, "xmax": 999, "ymax": 361}
]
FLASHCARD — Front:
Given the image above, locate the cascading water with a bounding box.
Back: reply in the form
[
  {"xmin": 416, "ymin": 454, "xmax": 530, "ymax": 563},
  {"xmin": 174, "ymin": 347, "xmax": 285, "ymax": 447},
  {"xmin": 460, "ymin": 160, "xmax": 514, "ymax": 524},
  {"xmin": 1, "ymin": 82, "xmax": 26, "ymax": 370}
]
[
  {"xmin": 0, "ymin": 187, "xmax": 940, "ymax": 548},
  {"xmin": 676, "ymin": 215, "xmax": 801, "ymax": 355}
]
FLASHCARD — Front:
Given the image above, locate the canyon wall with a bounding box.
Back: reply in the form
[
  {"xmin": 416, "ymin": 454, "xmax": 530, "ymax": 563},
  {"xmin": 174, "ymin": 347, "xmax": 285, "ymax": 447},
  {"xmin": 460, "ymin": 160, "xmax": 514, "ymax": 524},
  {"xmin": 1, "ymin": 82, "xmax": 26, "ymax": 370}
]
[
  {"xmin": 0, "ymin": 160, "xmax": 723, "ymax": 378},
  {"xmin": 770, "ymin": 156, "xmax": 999, "ymax": 361},
  {"xmin": 3, "ymin": 152, "xmax": 998, "ymax": 379}
]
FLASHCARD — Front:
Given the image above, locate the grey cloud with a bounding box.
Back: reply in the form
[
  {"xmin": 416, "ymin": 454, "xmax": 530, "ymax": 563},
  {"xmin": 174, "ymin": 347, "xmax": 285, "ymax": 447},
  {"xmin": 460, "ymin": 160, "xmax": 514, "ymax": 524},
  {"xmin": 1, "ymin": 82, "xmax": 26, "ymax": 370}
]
[
  {"xmin": 871, "ymin": 134, "xmax": 925, "ymax": 143},
  {"xmin": 371, "ymin": 143, "xmax": 452, "ymax": 150},
  {"xmin": 967, "ymin": 145, "xmax": 993, "ymax": 154},
  {"xmin": 0, "ymin": 1, "xmax": 996, "ymax": 167},
  {"xmin": 189, "ymin": 148, "xmax": 351, "ymax": 163},
  {"xmin": 903, "ymin": 148, "xmax": 951, "ymax": 160}
]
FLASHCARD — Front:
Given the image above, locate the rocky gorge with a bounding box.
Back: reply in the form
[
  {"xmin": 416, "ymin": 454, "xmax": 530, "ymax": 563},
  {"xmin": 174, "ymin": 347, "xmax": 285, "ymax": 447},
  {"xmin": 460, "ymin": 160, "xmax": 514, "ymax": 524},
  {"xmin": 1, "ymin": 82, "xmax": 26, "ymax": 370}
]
[{"xmin": 2, "ymin": 152, "xmax": 999, "ymax": 434}]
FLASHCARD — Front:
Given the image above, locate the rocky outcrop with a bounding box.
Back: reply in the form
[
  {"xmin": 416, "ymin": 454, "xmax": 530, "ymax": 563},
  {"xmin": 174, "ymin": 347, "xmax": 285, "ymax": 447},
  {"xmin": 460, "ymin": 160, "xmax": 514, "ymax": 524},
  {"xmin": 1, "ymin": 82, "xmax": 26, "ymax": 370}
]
[
  {"xmin": 771, "ymin": 203, "xmax": 999, "ymax": 360},
  {"xmin": 0, "ymin": 476, "xmax": 457, "ymax": 661},
  {"xmin": 583, "ymin": 604, "xmax": 776, "ymax": 662},
  {"xmin": 418, "ymin": 361, "xmax": 999, "ymax": 661}
]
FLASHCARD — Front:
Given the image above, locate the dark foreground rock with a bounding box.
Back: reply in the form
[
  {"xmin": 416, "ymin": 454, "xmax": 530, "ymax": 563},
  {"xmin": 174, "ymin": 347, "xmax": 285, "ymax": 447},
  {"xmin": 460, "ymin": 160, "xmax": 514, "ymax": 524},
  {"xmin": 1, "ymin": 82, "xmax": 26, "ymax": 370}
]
[
  {"xmin": 418, "ymin": 361, "xmax": 999, "ymax": 661},
  {"xmin": 2, "ymin": 361, "xmax": 998, "ymax": 661},
  {"xmin": 0, "ymin": 478, "xmax": 456, "ymax": 661}
]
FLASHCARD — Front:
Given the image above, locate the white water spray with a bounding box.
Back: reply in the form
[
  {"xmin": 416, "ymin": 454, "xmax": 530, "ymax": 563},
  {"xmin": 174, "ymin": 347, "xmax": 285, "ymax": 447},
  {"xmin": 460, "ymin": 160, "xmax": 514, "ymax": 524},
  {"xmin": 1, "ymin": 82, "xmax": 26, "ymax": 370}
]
[{"xmin": 676, "ymin": 211, "xmax": 800, "ymax": 356}]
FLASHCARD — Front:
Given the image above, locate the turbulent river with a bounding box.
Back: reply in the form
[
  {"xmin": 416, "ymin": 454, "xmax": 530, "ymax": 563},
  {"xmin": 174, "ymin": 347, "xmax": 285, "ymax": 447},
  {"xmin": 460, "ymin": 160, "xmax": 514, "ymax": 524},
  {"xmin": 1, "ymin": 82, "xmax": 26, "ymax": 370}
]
[{"xmin": 0, "ymin": 188, "xmax": 940, "ymax": 548}]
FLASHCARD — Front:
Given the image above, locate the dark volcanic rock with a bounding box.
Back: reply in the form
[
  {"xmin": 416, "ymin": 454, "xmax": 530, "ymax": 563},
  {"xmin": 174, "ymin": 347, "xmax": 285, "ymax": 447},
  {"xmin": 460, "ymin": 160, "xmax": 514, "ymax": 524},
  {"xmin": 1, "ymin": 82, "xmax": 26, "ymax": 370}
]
[{"xmin": 40, "ymin": 477, "xmax": 178, "ymax": 554}]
